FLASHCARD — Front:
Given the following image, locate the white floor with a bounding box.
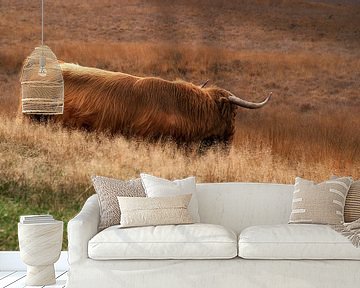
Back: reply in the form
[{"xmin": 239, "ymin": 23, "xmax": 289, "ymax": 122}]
[
  {"xmin": 0, "ymin": 271, "xmax": 67, "ymax": 288},
  {"xmin": 0, "ymin": 252, "xmax": 69, "ymax": 288}
]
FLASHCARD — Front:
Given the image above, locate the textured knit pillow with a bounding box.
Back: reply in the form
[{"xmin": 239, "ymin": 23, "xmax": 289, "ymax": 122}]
[
  {"xmin": 91, "ymin": 176, "xmax": 146, "ymax": 229},
  {"xmin": 345, "ymin": 181, "xmax": 360, "ymax": 222},
  {"xmin": 331, "ymin": 177, "xmax": 360, "ymax": 223},
  {"xmin": 140, "ymin": 173, "xmax": 200, "ymax": 222},
  {"xmin": 289, "ymin": 177, "xmax": 352, "ymax": 225},
  {"xmin": 117, "ymin": 194, "xmax": 193, "ymax": 228}
]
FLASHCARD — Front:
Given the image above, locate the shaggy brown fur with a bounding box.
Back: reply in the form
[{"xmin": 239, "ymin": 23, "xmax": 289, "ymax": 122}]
[{"xmin": 53, "ymin": 63, "xmax": 238, "ymax": 145}]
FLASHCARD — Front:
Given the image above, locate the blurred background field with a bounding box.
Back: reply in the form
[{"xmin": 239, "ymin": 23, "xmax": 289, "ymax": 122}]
[{"xmin": 0, "ymin": 0, "xmax": 359, "ymax": 250}]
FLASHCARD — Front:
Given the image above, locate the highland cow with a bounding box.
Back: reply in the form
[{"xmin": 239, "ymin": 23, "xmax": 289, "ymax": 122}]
[{"xmin": 53, "ymin": 63, "xmax": 271, "ymax": 145}]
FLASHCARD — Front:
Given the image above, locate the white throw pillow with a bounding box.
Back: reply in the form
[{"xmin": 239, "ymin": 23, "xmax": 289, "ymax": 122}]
[{"xmin": 140, "ymin": 173, "xmax": 200, "ymax": 222}]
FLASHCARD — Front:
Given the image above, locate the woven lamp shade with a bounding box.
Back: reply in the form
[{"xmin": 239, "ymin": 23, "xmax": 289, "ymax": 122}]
[{"xmin": 20, "ymin": 45, "xmax": 64, "ymax": 115}]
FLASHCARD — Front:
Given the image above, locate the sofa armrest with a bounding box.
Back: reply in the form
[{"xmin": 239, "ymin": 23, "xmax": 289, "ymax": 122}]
[{"xmin": 67, "ymin": 194, "xmax": 100, "ymax": 264}]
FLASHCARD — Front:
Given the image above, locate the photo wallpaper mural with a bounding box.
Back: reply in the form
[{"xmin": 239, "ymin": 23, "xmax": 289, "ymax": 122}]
[{"xmin": 0, "ymin": 0, "xmax": 359, "ymax": 250}]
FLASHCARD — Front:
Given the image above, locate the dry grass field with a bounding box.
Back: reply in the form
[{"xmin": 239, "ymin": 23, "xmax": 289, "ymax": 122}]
[{"xmin": 0, "ymin": 0, "xmax": 359, "ymax": 250}]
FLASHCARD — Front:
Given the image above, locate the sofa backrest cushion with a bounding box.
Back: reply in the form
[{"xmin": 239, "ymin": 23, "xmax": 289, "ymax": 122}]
[{"xmin": 196, "ymin": 182, "xmax": 293, "ymax": 233}]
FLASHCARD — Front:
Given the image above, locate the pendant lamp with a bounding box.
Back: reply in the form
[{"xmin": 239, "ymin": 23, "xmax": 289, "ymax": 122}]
[{"xmin": 20, "ymin": 0, "xmax": 64, "ymax": 115}]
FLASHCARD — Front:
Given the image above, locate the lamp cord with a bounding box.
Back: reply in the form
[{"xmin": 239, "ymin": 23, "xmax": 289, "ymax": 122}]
[{"xmin": 41, "ymin": 0, "xmax": 44, "ymax": 46}]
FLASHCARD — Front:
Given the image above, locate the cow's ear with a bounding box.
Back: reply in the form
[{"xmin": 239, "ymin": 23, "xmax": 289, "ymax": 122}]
[{"xmin": 216, "ymin": 97, "xmax": 232, "ymax": 117}]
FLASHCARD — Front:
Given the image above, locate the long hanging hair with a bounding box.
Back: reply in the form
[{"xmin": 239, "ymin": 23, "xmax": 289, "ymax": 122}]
[{"xmin": 54, "ymin": 63, "xmax": 237, "ymax": 143}]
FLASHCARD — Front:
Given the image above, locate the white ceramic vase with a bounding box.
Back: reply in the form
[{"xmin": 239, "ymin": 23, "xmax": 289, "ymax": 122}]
[{"xmin": 18, "ymin": 221, "xmax": 63, "ymax": 286}]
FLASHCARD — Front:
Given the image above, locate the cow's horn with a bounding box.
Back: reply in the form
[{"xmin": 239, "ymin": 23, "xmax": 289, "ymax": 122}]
[
  {"xmin": 228, "ymin": 92, "xmax": 272, "ymax": 109},
  {"xmin": 200, "ymin": 79, "xmax": 209, "ymax": 88}
]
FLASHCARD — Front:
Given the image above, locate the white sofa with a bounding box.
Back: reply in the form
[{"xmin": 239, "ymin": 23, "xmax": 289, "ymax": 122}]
[{"xmin": 66, "ymin": 182, "xmax": 360, "ymax": 288}]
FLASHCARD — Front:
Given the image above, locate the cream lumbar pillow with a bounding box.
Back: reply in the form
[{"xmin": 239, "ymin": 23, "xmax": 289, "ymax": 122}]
[
  {"xmin": 91, "ymin": 176, "xmax": 146, "ymax": 230},
  {"xmin": 289, "ymin": 177, "xmax": 352, "ymax": 225},
  {"xmin": 117, "ymin": 194, "xmax": 194, "ymax": 228},
  {"xmin": 140, "ymin": 173, "xmax": 200, "ymax": 222}
]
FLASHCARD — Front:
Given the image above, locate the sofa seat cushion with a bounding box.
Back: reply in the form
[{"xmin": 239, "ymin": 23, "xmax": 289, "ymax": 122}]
[
  {"xmin": 238, "ymin": 224, "xmax": 360, "ymax": 260},
  {"xmin": 89, "ymin": 223, "xmax": 237, "ymax": 260}
]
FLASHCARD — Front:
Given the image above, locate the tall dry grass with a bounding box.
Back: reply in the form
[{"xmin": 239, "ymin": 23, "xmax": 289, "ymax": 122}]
[
  {"xmin": 0, "ymin": 41, "xmax": 359, "ymax": 196},
  {"xmin": 0, "ymin": 110, "xmax": 358, "ymax": 206}
]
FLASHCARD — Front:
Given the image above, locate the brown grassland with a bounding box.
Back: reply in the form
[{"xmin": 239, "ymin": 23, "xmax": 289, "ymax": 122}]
[{"xmin": 0, "ymin": 0, "xmax": 359, "ymax": 249}]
